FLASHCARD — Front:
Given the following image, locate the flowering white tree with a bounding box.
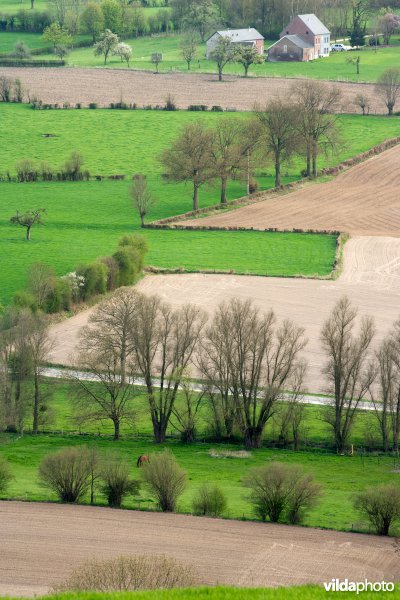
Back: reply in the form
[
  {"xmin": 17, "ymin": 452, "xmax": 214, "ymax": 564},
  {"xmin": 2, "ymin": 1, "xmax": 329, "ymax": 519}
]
[
  {"xmin": 94, "ymin": 29, "xmax": 119, "ymax": 65},
  {"xmin": 113, "ymin": 42, "xmax": 133, "ymax": 67}
]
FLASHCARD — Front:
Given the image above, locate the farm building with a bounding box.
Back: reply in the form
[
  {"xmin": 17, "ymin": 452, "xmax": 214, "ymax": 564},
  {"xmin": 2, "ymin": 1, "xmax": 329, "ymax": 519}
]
[
  {"xmin": 268, "ymin": 14, "xmax": 330, "ymax": 62},
  {"xmin": 206, "ymin": 28, "xmax": 264, "ymax": 59}
]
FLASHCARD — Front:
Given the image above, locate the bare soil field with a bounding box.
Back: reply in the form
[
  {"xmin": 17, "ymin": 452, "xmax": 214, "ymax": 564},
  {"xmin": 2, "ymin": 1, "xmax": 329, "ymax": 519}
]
[
  {"xmin": 48, "ymin": 236, "xmax": 400, "ymax": 393},
  {"xmin": 0, "ymin": 501, "xmax": 396, "ymax": 597},
  {"xmin": 0, "ymin": 67, "xmax": 387, "ymax": 112},
  {"xmin": 180, "ymin": 145, "xmax": 400, "ymax": 236}
]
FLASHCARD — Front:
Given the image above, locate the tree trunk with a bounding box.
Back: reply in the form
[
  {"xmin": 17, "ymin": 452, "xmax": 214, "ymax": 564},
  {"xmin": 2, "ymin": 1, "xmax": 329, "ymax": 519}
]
[
  {"xmin": 26, "ymin": 226, "xmax": 31, "ymax": 241},
  {"xmin": 244, "ymin": 427, "xmax": 262, "ymax": 449},
  {"xmin": 312, "ymin": 154, "xmax": 317, "ymax": 178},
  {"xmin": 31, "ymin": 0, "xmax": 34, "ymax": 8},
  {"xmin": 193, "ymin": 182, "xmax": 199, "ymax": 211},
  {"xmin": 306, "ymin": 151, "xmax": 311, "ymax": 177},
  {"xmin": 388, "ymin": 103, "xmax": 394, "ymax": 116},
  {"xmin": 140, "ymin": 214, "xmax": 145, "ymax": 227},
  {"xmin": 275, "ymin": 158, "xmax": 281, "ymax": 188},
  {"xmin": 218, "ymin": 67, "xmax": 223, "ymax": 81},
  {"xmin": 33, "ymin": 371, "xmax": 39, "ymax": 435},
  {"xmin": 244, "ymin": 65, "xmax": 249, "ymax": 77},
  {"xmin": 153, "ymin": 421, "xmax": 167, "ymax": 443},
  {"xmin": 220, "ymin": 177, "xmax": 227, "ymax": 204},
  {"xmin": 113, "ymin": 419, "xmax": 120, "ymax": 440}
]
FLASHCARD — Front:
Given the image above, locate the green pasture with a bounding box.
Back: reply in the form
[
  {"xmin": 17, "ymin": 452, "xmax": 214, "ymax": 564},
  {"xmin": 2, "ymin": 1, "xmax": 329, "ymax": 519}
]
[
  {"xmin": 5, "ymin": 587, "xmax": 400, "ymax": 600},
  {"xmin": 0, "ymin": 105, "xmax": 399, "ymax": 305},
  {"xmin": 0, "ymin": 31, "xmax": 48, "ymax": 53},
  {"xmin": 1, "ymin": 428, "xmax": 398, "ymax": 531},
  {"xmin": 33, "ymin": 31, "xmax": 400, "ymax": 84}
]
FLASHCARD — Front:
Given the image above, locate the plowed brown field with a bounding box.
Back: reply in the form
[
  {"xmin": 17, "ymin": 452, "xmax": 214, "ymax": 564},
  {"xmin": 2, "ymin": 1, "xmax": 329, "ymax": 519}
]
[
  {"xmin": 0, "ymin": 502, "xmax": 396, "ymax": 597},
  {"xmin": 180, "ymin": 144, "xmax": 400, "ymax": 236},
  {"xmin": 48, "ymin": 237, "xmax": 400, "ymax": 393},
  {"xmin": 0, "ymin": 67, "xmax": 387, "ymax": 112}
]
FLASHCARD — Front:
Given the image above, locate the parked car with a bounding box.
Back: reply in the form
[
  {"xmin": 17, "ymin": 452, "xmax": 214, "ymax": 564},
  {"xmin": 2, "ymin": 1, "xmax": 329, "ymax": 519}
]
[{"xmin": 331, "ymin": 43, "xmax": 347, "ymax": 52}]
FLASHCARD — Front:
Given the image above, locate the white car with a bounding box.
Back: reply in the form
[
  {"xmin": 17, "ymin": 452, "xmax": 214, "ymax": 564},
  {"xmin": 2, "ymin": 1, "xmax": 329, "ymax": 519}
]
[{"xmin": 331, "ymin": 43, "xmax": 347, "ymax": 52}]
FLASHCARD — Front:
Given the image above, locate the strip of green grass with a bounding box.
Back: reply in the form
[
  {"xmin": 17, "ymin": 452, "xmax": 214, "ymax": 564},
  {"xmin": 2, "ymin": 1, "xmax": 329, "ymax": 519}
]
[
  {"xmin": 1, "ymin": 432, "xmax": 398, "ymax": 532},
  {"xmin": 6, "ymin": 586, "xmax": 400, "ymax": 600}
]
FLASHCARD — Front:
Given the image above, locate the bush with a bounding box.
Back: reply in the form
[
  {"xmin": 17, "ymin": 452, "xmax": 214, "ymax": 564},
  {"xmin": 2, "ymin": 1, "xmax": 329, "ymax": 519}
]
[
  {"xmin": 141, "ymin": 450, "xmax": 186, "ymax": 512},
  {"xmin": 188, "ymin": 104, "xmax": 208, "ymax": 111},
  {"xmin": 54, "ymin": 555, "xmax": 199, "ymax": 592},
  {"xmin": 45, "ymin": 277, "xmax": 72, "ymax": 313},
  {"xmin": 244, "ymin": 462, "xmax": 322, "ymax": 524},
  {"xmin": 354, "ymin": 484, "xmax": 400, "ymax": 535},
  {"xmin": 192, "ymin": 483, "xmax": 227, "ymax": 517},
  {"xmin": 88, "ymin": 102, "xmax": 98, "ymax": 109},
  {"xmin": 12, "ymin": 290, "xmax": 37, "ymax": 312},
  {"xmin": 16, "ymin": 159, "xmax": 38, "ymax": 182},
  {"xmin": 113, "ymin": 235, "xmax": 148, "ymax": 287},
  {"xmin": 100, "ymin": 454, "xmax": 140, "ymax": 508},
  {"xmin": 0, "ymin": 456, "xmax": 13, "ymax": 494},
  {"xmin": 39, "ymin": 446, "xmax": 92, "ymax": 503},
  {"xmin": 77, "ymin": 261, "xmax": 108, "ymax": 300}
]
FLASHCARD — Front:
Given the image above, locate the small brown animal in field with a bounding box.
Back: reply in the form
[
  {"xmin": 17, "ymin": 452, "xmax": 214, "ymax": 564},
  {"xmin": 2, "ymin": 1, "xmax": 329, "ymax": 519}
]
[{"xmin": 137, "ymin": 454, "xmax": 149, "ymax": 468}]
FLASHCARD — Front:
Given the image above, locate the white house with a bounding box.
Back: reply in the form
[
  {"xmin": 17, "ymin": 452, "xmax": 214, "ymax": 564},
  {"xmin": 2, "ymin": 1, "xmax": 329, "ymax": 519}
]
[{"xmin": 206, "ymin": 28, "xmax": 264, "ymax": 59}]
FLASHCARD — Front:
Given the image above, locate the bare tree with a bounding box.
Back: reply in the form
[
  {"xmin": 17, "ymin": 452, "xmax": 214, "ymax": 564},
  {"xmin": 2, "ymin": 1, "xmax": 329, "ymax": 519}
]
[
  {"xmin": 180, "ymin": 31, "xmax": 198, "ymax": 70},
  {"xmin": 320, "ymin": 297, "xmax": 375, "ymax": 453},
  {"xmin": 27, "ymin": 263, "xmax": 55, "ymax": 311},
  {"xmin": 255, "ymin": 99, "xmax": 300, "ymax": 188},
  {"xmin": 74, "ymin": 296, "xmax": 140, "ymax": 439},
  {"xmin": 170, "ymin": 378, "xmax": 204, "ymax": 443},
  {"xmin": 376, "ymin": 68, "xmax": 400, "ymax": 116},
  {"xmin": 292, "ymin": 80, "xmax": 341, "ymax": 178},
  {"xmin": 355, "ymin": 484, "xmax": 400, "ymax": 535},
  {"xmin": 354, "ymin": 93, "xmax": 370, "ymax": 115},
  {"xmin": 130, "ymin": 294, "xmax": 206, "ymax": 443},
  {"xmin": 205, "ymin": 299, "xmax": 307, "ymax": 449},
  {"xmin": 161, "ymin": 122, "xmax": 214, "ymax": 211},
  {"xmin": 130, "ymin": 174, "xmax": 155, "ymax": 227},
  {"xmin": 276, "ymin": 364, "xmax": 307, "ymax": 451},
  {"xmin": 10, "ymin": 208, "xmax": 45, "ymax": 241},
  {"xmin": 209, "ymin": 118, "xmax": 254, "ymax": 204}
]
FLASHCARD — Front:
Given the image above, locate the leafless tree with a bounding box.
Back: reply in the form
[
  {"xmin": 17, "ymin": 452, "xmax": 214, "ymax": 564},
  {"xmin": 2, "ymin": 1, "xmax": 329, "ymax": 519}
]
[
  {"xmin": 209, "ymin": 118, "xmax": 255, "ymax": 204},
  {"xmin": 354, "ymin": 93, "xmax": 371, "ymax": 115},
  {"xmin": 170, "ymin": 378, "xmax": 205, "ymax": 443},
  {"xmin": 292, "ymin": 80, "xmax": 341, "ymax": 178},
  {"xmin": 276, "ymin": 363, "xmax": 307, "ymax": 451},
  {"xmin": 10, "ymin": 208, "xmax": 45, "ymax": 241},
  {"xmin": 161, "ymin": 122, "xmax": 214, "ymax": 211},
  {"xmin": 255, "ymin": 99, "xmax": 300, "ymax": 188},
  {"xmin": 320, "ymin": 297, "xmax": 375, "ymax": 453},
  {"xmin": 74, "ymin": 297, "xmax": 140, "ymax": 439},
  {"xmin": 130, "ymin": 174, "xmax": 155, "ymax": 227},
  {"xmin": 376, "ymin": 68, "xmax": 400, "ymax": 116},
  {"xmin": 27, "ymin": 263, "xmax": 55, "ymax": 310},
  {"xmin": 0, "ymin": 76, "xmax": 13, "ymax": 102},
  {"xmin": 204, "ymin": 299, "xmax": 307, "ymax": 449},
  {"xmin": 130, "ymin": 295, "xmax": 207, "ymax": 443},
  {"xmin": 355, "ymin": 484, "xmax": 400, "ymax": 535}
]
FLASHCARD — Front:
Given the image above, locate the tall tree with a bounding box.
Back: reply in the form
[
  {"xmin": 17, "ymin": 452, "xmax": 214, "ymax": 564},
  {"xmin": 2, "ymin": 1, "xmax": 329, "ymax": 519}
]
[
  {"xmin": 180, "ymin": 30, "xmax": 198, "ymax": 70},
  {"xmin": 320, "ymin": 297, "xmax": 375, "ymax": 453},
  {"xmin": 235, "ymin": 45, "xmax": 264, "ymax": 78},
  {"xmin": 255, "ymin": 99, "xmax": 299, "ymax": 188},
  {"xmin": 184, "ymin": 0, "xmax": 217, "ymax": 42},
  {"xmin": 161, "ymin": 122, "xmax": 214, "ymax": 211},
  {"xmin": 94, "ymin": 29, "xmax": 119, "ymax": 65},
  {"xmin": 130, "ymin": 294, "xmax": 206, "ymax": 443},
  {"xmin": 81, "ymin": 2, "xmax": 105, "ymax": 43},
  {"xmin": 130, "ymin": 174, "xmax": 155, "ymax": 227},
  {"xmin": 376, "ymin": 68, "xmax": 400, "ymax": 116},
  {"xmin": 209, "ymin": 36, "xmax": 236, "ymax": 82},
  {"xmin": 292, "ymin": 80, "xmax": 341, "ymax": 178}
]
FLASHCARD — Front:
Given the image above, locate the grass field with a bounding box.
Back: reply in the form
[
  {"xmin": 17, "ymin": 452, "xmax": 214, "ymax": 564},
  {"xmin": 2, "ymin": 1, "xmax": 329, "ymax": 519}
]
[
  {"xmin": 1, "ymin": 430, "xmax": 398, "ymax": 532},
  {"xmin": 5, "ymin": 586, "xmax": 400, "ymax": 600},
  {"xmin": 29, "ymin": 31, "xmax": 400, "ymax": 83},
  {"xmin": 1, "ymin": 106, "xmax": 396, "ymax": 305}
]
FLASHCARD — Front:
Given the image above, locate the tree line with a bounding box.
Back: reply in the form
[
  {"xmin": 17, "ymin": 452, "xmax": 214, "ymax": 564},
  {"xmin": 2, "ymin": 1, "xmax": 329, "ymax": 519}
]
[{"xmin": 4, "ymin": 283, "xmax": 400, "ymax": 455}]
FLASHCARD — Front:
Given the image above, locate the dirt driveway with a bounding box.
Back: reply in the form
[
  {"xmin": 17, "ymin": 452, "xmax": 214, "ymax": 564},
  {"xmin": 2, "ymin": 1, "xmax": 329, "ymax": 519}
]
[
  {"xmin": 0, "ymin": 67, "xmax": 387, "ymax": 112},
  {"xmin": 0, "ymin": 501, "xmax": 396, "ymax": 597}
]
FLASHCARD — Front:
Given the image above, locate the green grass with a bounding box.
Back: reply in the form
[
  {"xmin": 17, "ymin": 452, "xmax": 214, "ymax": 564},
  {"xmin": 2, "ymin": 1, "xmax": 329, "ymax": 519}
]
[
  {"xmin": 0, "ymin": 31, "xmax": 47, "ymax": 53},
  {"xmin": 1, "ymin": 431, "xmax": 399, "ymax": 532},
  {"xmin": 0, "ymin": 0, "xmax": 48, "ymax": 12},
  {"xmin": 46, "ymin": 30, "xmax": 400, "ymax": 83},
  {"xmin": 0, "ymin": 105, "xmax": 398, "ymax": 305},
  {"xmin": 5, "ymin": 587, "xmax": 400, "ymax": 600}
]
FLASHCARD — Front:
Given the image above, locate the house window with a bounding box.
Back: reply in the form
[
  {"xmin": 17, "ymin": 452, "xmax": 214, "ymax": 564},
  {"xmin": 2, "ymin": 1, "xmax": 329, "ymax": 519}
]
[{"xmin": 283, "ymin": 44, "xmax": 287, "ymax": 53}]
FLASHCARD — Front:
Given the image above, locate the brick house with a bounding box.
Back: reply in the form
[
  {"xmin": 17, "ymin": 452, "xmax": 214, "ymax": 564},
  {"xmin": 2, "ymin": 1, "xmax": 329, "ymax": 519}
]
[
  {"xmin": 206, "ymin": 28, "xmax": 264, "ymax": 59},
  {"xmin": 268, "ymin": 14, "xmax": 330, "ymax": 62}
]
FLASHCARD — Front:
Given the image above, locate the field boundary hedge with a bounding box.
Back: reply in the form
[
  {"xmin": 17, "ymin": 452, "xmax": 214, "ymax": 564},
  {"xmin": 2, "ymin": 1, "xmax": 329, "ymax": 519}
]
[{"xmin": 0, "ymin": 58, "xmax": 65, "ymax": 67}]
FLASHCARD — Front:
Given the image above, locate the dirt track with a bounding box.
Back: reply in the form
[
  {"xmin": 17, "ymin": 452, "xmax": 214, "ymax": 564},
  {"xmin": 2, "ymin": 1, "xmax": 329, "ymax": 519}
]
[
  {"xmin": 48, "ymin": 236, "xmax": 400, "ymax": 393},
  {"xmin": 181, "ymin": 145, "xmax": 400, "ymax": 236},
  {"xmin": 0, "ymin": 501, "xmax": 396, "ymax": 597},
  {"xmin": 0, "ymin": 67, "xmax": 387, "ymax": 112}
]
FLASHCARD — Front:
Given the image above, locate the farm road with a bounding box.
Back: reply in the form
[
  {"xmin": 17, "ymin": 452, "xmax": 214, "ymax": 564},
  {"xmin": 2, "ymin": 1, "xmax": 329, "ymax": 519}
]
[
  {"xmin": 0, "ymin": 501, "xmax": 397, "ymax": 597},
  {"xmin": 0, "ymin": 67, "xmax": 387, "ymax": 112}
]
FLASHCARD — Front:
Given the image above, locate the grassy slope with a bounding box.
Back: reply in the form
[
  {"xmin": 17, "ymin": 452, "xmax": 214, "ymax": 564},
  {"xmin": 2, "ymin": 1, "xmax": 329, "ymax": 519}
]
[{"xmin": 6, "ymin": 587, "xmax": 400, "ymax": 600}]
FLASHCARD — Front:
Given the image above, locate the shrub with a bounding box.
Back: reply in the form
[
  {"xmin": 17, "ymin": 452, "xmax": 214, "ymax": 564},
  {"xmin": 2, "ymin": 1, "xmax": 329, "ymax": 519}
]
[
  {"xmin": 211, "ymin": 105, "xmax": 223, "ymax": 111},
  {"xmin": 244, "ymin": 462, "xmax": 322, "ymax": 524},
  {"xmin": 77, "ymin": 261, "xmax": 108, "ymax": 300},
  {"xmin": 164, "ymin": 94, "xmax": 177, "ymax": 111},
  {"xmin": 88, "ymin": 102, "xmax": 98, "ymax": 109},
  {"xmin": 54, "ymin": 555, "xmax": 199, "ymax": 592},
  {"xmin": 12, "ymin": 290, "xmax": 37, "ymax": 312},
  {"xmin": 39, "ymin": 446, "xmax": 92, "ymax": 503},
  {"xmin": 16, "ymin": 159, "xmax": 39, "ymax": 182},
  {"xmin": 45, "ymin": 277, "xmax": 73, "ymax": 313},
  {"xmin": 100, "ymin": 454, "xmax": 140, "ymax": 508},
  {"xmin": 354, "ymin": 484, "xmax": 400, "ymax": 535},
  {"xmin": 192, "ymin": 483, "xmax": 227, "ymax": 517},
  {"xmin": 113, "ymin": 235, "xmax": 148, "ymax": 287},
  {"xmin": 100, "ymin": 255, "xmax": 120, "ymax": 291},
  {"xmin": 141, "ymin": 450, "xmax": 187, "ymax": 512},
  {"xmin": 0, "ymin": 457, "xmax": 13, "ymax": 494}
]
